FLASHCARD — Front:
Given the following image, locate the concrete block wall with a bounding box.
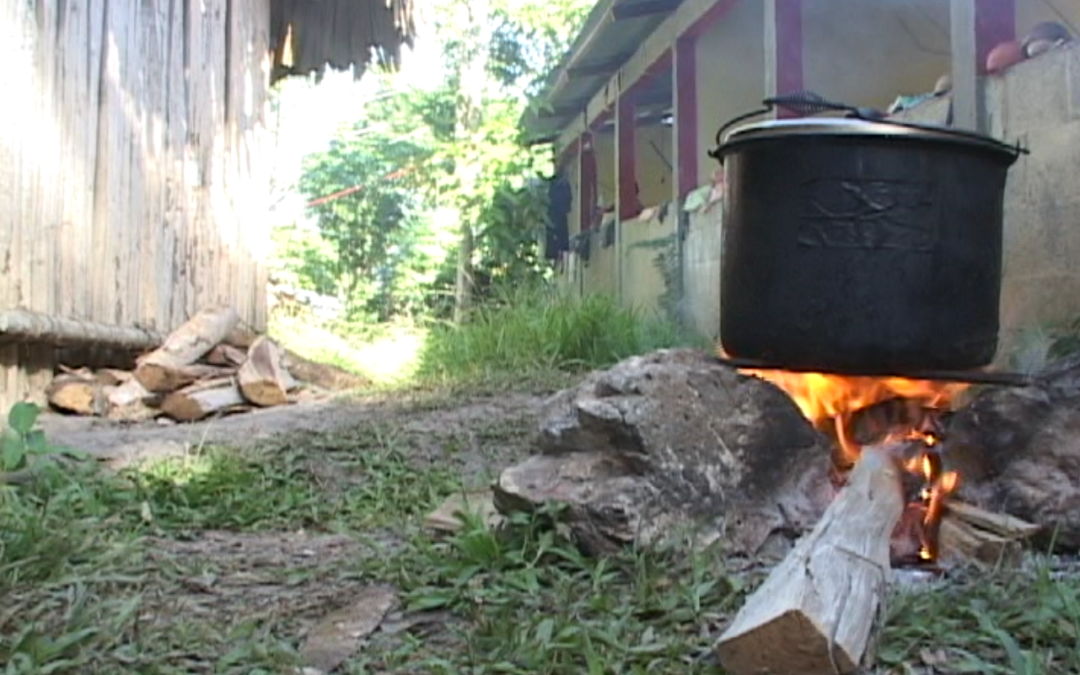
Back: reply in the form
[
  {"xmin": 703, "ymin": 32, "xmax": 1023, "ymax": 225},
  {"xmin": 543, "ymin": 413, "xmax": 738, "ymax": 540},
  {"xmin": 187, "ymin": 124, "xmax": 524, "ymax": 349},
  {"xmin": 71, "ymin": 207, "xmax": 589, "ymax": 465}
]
[
  {"xmin": 986, "ymin": 43, "xmax": 1080, "ymax": 364},
  {"xmin": 620, "ymin": 209, "xmax": 677, "ymax": 318},
  {"xmin": 578, "ymin": 227, "xmax": 619, "ymax": 299},
  {"xmin": 680, "ymin": 206, "xmax": 723, "ymax": 339},
  {"xmin": 556, "ymin": 42, "xmax": 1080, "ymax": 357}
]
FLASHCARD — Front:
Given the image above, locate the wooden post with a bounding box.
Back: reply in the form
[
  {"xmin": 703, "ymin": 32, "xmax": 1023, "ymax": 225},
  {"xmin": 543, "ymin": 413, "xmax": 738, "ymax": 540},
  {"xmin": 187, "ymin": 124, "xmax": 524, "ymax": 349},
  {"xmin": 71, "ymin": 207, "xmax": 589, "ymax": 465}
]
[
  {"xmin": 674, "ymin": 34, "xmax": 699, "ymax": 200},
  {"xmin": 579, "ymin": 131, "xmax": 598, "ymax": 232},
  {"xmin": 616, "ymin": 90, "xmax": 640, "ymax": 222},
  {"xmin": 950, "ymin": 0, "xmax": 1015, "ymax": 131},
  {"xmin": 765, "ymin": 0, "xmax": 804, "ymax": 119}
]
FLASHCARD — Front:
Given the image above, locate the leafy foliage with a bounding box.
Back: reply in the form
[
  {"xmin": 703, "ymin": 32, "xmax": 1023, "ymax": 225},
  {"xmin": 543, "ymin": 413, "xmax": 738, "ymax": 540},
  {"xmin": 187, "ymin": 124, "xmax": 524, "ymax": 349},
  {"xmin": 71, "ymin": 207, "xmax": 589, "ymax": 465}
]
[
  {"xmin": 280, "ymin": 0, "xmax": 594, "ymax": 325},
  {"xmin": 297, "ymin": 96, "xmax": 437, "ymax": 321},
  {"xmin": 1, "ymin": 402, "xmax": 83, "ymax": 476},
  {"xmin": 486, "ymin": 0, "xmax": 594, "ymax": 99}
]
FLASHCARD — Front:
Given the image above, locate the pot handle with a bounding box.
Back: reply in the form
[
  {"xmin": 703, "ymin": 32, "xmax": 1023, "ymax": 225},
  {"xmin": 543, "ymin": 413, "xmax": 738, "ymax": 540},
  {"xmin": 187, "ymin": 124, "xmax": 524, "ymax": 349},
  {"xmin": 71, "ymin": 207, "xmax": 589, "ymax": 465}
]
[
  {"xmin": 706, "ymin": 90, "xmax": 1030, "ymax": 163},
  {"xmin": 707, "ymin": 91, "xmax": 870, "ymax": 160}
]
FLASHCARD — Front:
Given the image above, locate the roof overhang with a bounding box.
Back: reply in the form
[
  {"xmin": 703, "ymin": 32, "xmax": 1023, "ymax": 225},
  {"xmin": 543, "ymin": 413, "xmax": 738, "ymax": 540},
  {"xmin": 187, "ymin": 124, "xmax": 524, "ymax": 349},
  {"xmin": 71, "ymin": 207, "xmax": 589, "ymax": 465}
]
[{"xmin": 521, "ymin": 0, "xmax": 683, "ymax": 145}]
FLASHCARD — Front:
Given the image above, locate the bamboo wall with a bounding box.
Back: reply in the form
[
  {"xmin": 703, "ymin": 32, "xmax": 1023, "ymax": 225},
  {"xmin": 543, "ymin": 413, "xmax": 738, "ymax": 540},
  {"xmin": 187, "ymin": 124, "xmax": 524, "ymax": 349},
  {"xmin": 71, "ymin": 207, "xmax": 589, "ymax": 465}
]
[{"xmin": 0, "ymin": 0, "xmax": 271, "ymax": 411}]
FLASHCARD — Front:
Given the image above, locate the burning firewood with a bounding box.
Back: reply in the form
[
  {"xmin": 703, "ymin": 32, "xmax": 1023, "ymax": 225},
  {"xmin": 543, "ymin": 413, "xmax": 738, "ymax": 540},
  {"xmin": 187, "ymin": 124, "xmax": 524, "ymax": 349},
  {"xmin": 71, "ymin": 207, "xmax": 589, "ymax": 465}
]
[
  {"xmin": 939, "ymin": 500, "xmax": 1040, "ymax": 568},
  {"xmin": 133, "ymin": 306, "xmax": 241, "ymax": 392},
  {"xmin": 715, "ymin": 444, "xmax": 904, "ymax": 675}
]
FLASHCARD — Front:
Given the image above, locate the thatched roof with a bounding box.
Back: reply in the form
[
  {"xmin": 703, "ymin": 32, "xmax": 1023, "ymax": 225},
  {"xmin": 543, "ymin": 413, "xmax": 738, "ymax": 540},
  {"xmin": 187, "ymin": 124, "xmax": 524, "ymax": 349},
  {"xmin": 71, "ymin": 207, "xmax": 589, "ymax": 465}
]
[{"xmin": 269, "ymin": 0, "xmax": 417, "ymax": 83}]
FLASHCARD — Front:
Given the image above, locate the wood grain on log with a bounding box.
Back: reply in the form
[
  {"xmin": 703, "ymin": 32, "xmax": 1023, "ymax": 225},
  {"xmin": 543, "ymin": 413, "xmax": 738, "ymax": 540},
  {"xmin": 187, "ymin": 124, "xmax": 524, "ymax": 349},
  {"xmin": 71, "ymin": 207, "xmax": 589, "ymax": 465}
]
[
  {"xmin": 135, "ymin": 363, "xmax": 237, "ymax": 394},
  {"xmin": 46, "ymin": 374, "xmax": 106, "ymax": 416},
  {"xmin": 939, "ymin": 500, "xmax": 1040, "ymax": 568},
  {"xmin": 238, "ymin": 336, "xmax": 290, "ymax": 407},
  {"xmin": 96, "ymin": 368, "xmax": 133, "ymax": 386},
  {"xmin": 134, "ymin": 306, "xmax": 240, "ymax": 392},
  {"xmin": 0, "ymin": 309, "xmax": 164, "ymax": 350},
  {"xmin": 160, "ymin": 377, "xmax": 247, "ymax": 422},
  {"xmin": 204, "ymin": 343, "xmax": 248, "ymax": 367},
  {"xmin": 107, "ymin": 377, "xmax": 159, "ymax": 408},
  {"xmin": 715, "ymin": 445, "xmax": 905, "ymax": 675},
  {"xmin": 103, "ymin": 378, "xmax": 162, "ymax": 422},
  {"xmin": 223, "ymin": 322, "xmax": 260, "ymax": 349}
]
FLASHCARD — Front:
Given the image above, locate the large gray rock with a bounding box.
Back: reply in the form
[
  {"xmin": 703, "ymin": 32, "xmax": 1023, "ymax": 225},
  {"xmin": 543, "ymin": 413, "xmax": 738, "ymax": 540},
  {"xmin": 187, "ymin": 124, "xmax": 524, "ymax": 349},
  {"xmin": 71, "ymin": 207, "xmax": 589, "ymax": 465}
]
[
  {"xmin": 494, "ymin": 349, "xmax": 835, "ymax": 556},
  {"xmin": 946, "ymin": 377, "xmax": 1080, "ymax": 552}
]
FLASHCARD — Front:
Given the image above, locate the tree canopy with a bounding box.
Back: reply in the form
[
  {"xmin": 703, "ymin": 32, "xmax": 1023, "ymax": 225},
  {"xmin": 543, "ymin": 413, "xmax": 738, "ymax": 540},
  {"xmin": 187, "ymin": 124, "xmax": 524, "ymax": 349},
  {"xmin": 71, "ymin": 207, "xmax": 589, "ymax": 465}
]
[{"xmin": 275, "ymin": 0, "xmax": 592, "ymax": 324}]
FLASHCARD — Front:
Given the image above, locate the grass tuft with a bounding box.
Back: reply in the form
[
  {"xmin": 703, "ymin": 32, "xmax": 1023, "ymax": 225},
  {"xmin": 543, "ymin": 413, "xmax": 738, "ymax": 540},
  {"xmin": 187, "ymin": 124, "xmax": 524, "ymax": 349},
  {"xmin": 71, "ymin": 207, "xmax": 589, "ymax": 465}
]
[
  {"xmin": 415, "ymin": 283, "xmax": 705, "ymax": 387},
  {"xmin": 4, "ymin": 397, "xmax": 1080, "ymax": 674}
]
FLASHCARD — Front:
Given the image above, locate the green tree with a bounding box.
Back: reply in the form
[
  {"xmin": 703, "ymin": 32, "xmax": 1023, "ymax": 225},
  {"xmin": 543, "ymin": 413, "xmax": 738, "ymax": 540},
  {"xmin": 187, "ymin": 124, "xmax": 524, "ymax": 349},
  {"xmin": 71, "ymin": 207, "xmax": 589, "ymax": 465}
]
[
  {"xmin": 290, "ymin": 0, "xmax": 593, "ymax": 323},
  {"xmin": 297, "ymin": 101, "xmax": 433, "ymax": 320}
]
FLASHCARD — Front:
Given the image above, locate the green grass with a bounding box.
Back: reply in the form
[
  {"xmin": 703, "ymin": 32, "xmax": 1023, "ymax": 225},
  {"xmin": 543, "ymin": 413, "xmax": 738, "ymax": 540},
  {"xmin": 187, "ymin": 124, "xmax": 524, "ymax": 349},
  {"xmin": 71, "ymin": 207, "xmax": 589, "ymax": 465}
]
[
  {"xmin": 877, "ymin": 566, "xmax": 1080, "ymax": 674},
  {"xmin": 416, "ymin": 284, "xmax": 707, "ymax": 387},
  {"xmin": 268, "ymin": 282, "xmax": 709, "ymax": 395},
  {"xmin": 4, "ymin": 397, "xmax": 1080, "ymax": 674}
]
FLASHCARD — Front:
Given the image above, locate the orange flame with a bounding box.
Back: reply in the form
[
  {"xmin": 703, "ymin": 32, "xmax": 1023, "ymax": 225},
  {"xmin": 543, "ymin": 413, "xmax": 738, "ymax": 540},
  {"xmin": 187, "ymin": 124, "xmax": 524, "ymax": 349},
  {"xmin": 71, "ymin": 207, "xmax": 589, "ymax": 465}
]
[
  {"xmin": 741, "ymin": 369, "xmax": 968, "ymax": 466},
  {"xmin": 737, "ymin": 366, "xmax": 967, "ymax": 564}
]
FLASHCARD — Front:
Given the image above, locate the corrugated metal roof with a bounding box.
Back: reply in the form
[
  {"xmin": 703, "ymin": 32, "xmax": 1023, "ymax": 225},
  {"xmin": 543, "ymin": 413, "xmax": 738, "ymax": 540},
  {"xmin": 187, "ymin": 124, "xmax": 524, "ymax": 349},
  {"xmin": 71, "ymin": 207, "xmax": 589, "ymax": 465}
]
[{"xmin": 522, "ymin": 0, "xmax": 683, "ymax": 143}]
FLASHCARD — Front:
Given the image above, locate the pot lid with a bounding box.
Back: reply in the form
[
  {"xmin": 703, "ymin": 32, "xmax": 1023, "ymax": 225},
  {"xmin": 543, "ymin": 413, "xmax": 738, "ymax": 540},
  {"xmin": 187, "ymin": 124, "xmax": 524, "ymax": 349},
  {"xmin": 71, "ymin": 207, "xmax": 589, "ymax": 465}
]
[{"xmin": 719, "ymin": 116, "xmax": 1021, "ymax": 159}]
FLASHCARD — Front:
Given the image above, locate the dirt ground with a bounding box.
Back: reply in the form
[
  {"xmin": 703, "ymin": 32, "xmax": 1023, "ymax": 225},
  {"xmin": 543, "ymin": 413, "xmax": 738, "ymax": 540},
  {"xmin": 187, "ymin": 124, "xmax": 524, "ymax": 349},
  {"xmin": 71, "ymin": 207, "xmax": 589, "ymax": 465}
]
[
  {"xmin": 39, "ymin": 390, "xmax": 549, "ymax": 474},
  {"xmin": 26, "ymin": 389, "xmax": 555, "ymax": 672}
]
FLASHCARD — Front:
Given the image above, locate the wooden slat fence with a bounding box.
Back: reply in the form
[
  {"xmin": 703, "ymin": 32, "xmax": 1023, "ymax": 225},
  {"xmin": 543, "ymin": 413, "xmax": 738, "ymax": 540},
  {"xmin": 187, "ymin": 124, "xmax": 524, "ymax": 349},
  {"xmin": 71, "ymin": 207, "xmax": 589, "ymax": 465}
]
[{"xmin": 0, "ymin": 0, "xmax": 271, "ymax": 411}]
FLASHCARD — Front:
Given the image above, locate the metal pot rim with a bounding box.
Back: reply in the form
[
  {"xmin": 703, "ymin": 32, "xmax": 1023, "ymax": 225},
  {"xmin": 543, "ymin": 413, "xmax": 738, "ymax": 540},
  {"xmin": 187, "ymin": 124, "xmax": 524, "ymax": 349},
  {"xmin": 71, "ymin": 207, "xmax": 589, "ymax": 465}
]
[{"xmin": 719, "ymin": 116, "xmax": 1021, "ymax": 162}]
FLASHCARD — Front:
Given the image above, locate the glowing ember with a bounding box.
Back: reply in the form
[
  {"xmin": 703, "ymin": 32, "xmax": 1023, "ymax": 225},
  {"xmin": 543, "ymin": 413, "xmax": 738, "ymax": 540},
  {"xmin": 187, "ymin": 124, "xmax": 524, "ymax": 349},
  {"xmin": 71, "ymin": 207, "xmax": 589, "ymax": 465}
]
[{"xmin": 737, "ymin": 365, "xmax": 967, "ymax": 564}]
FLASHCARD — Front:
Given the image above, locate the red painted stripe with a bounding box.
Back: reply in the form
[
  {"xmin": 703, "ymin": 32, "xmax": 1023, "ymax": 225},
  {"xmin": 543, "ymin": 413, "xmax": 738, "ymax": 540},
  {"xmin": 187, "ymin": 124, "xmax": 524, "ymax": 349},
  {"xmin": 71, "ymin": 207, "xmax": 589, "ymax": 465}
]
[
  {"xmin": 974, "ymin": 0, "xmax": 1016, "ymax": 75},
  {"xmin": 675, "ymin": 34, "xmax": 698, "ymax": 199},
  {"xmin": 625, "ymin": 49, "xmax": 673, "ymax": 97},
  {"xmin": 775, "ymin": 0, "xmax": 804, "ymax": 119}
]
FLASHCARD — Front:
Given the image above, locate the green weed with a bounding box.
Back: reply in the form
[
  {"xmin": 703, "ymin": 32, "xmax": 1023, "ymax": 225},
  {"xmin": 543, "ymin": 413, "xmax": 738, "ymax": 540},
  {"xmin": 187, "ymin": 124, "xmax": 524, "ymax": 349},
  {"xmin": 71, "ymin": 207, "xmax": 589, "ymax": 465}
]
[
  {"xmin": 416, "ymin": 283, "xmax": 705, "ymax": 386},
  {"xmin": 4, "ymin": 399, "xmax": 1080, "ymax": 674}
]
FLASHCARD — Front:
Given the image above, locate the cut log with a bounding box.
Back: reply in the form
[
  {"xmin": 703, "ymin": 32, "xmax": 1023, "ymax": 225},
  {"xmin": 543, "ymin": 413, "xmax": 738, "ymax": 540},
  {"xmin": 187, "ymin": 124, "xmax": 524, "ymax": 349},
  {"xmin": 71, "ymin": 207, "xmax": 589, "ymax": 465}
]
[
  {"xmin": 107, "ymin": 398, "xmax": 162, "ymax": 423},
  {"xmin": 204, "ymin": 343, "xmax": 248, "ymax": 367},
  {"xmin": 105, "ymin": 378, "xmax": 163, "ymax": 422},
  {"xmin": 237, "ymin": 336, "xmax": 290, "ymax": 407},
  {"xmin": 134, "ymin": 306, "xmax": 240, "ymax": 392},
  {"xmin": 283, "ymin": 350, "xmax": 368, "ymax": 391},
  {"xmin": 46, "ymin": 374, "xmax": 107, "ymax": 416},
  {"xmin": 223, "ymin": 322, "xmax": 259, "ymax": 349},
  {"xmin": 95, "ymin": 368, "xmax": 133, "ymax": 386},
  {"xmin": 946, "ymin": 500, "xmax": 1042, "ymax": 539},
  {"xmin": 715, "ymin": 445, "xmax": 905, "ymax": 675},
  {"xmin": 938, "ymin": 500, "xmax": 1040, "ymax": 568},
  {"xmin": 133, "ymin": 363, "xmax": 236, "ymax": 394},
  {"xmin": 108, "ymin": 377, "xmax": 159, "ymax": 408},
  {"xmin": 160, "ymin": 376, "xmax": 247, "ymax": 422},
  {"xmin": 0, "ymin": 308, "xmax": 164, "ymax": 350}
]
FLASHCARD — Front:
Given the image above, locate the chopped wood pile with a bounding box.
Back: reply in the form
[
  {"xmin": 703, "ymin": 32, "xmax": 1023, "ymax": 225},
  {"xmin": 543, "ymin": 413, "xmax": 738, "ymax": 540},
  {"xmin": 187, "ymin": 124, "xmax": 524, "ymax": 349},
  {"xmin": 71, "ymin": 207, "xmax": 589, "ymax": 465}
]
[{"xmin": 45, "ymin": 306, "xmax": 368, "ymax": 423}]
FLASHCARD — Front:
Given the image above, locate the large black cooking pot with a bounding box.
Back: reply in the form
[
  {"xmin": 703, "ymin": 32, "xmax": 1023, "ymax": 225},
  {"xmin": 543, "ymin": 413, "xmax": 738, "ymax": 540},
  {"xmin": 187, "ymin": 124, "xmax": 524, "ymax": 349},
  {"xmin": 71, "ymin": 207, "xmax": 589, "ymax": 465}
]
[{"xmin": 710, "ymin": 94, "xmax": 1025, "ymax": 373}]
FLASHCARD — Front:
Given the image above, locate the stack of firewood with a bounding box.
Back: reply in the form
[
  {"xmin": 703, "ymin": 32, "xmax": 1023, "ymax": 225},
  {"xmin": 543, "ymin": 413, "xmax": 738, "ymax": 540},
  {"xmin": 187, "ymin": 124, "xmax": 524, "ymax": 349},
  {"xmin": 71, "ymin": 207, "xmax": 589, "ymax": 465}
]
[{"xmin": 45, "ymin": 306, "xmax": 367, "ymax": 422}]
